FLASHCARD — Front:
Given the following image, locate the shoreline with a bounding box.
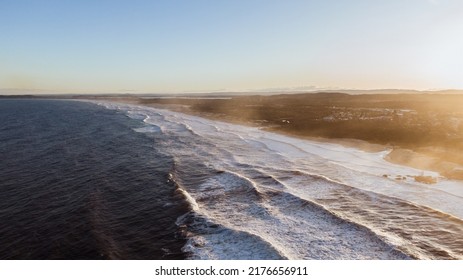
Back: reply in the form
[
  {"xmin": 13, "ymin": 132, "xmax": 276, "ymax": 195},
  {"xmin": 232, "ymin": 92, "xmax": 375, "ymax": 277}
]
[
  {"xmin": 100, "ymin": 97, "xmax": 388, "ymax": 152},
  {"xmin": 97, "ymin": 97, "xmax": 462, "ymax": 182}
]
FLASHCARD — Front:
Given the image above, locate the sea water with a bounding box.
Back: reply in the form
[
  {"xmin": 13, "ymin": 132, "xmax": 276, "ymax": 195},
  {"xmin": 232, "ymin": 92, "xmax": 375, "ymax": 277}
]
[{"xmin": 1, "ymin": 99, "xmax": 462, "ymax": 259}]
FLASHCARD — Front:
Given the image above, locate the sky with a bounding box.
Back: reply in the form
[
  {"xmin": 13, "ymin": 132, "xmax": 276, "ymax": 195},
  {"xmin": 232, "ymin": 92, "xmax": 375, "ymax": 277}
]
[{"xmin": 1, "ymin": 0, "xmax": 462, "ymax": 94}]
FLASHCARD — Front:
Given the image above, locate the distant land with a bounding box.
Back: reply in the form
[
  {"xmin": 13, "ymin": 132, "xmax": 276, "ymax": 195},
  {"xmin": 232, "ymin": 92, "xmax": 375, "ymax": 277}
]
[{"xmin": 2, "ymin": 88, "xmax": 463, "ymax": 97}]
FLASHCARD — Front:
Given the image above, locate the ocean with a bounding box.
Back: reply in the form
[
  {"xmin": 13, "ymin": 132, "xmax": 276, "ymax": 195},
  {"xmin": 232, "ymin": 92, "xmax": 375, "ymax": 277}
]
[
  {"xmin": 0, "ymin": 99, "xmax": 188, "ymax": 259},
  {"xmin": 1, "ymin": 99, "xmax": 462, "ymax": 259}
]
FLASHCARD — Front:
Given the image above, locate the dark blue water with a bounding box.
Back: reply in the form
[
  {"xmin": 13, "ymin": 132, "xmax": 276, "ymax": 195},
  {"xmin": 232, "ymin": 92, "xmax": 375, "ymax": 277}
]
[{"xmin": 0, "ymin": 99, "xmax": 189, "ymax": 259}]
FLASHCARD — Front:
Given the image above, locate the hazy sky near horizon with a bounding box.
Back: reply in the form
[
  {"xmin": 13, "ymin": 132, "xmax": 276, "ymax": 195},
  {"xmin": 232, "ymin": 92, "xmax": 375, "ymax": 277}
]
[{"xmin": 1, "ymin": 0, "xmax": 462, "ymax": 93}]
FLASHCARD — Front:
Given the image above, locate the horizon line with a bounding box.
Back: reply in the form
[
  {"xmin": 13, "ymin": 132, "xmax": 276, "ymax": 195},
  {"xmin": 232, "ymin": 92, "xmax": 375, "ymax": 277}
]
[{"xmin": 2, "ymin": 88, "xmax": 463, "ymax": 96}]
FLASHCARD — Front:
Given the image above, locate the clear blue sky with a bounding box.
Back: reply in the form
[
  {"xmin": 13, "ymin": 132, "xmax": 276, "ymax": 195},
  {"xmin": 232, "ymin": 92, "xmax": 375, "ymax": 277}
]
[{"xmin": 1, "ymin": 0, "xmax": 462, "ymax": 93}]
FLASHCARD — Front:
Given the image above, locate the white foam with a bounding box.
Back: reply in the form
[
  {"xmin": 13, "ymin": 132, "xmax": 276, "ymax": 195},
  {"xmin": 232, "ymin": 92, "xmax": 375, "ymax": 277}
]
[
  {"xmin": 90, "ymin": 100, "xmax": 463, "ymax": 259},
  {"xmin": 133, "ymin": 125, "xmax": 162, "ymax": 134}
]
